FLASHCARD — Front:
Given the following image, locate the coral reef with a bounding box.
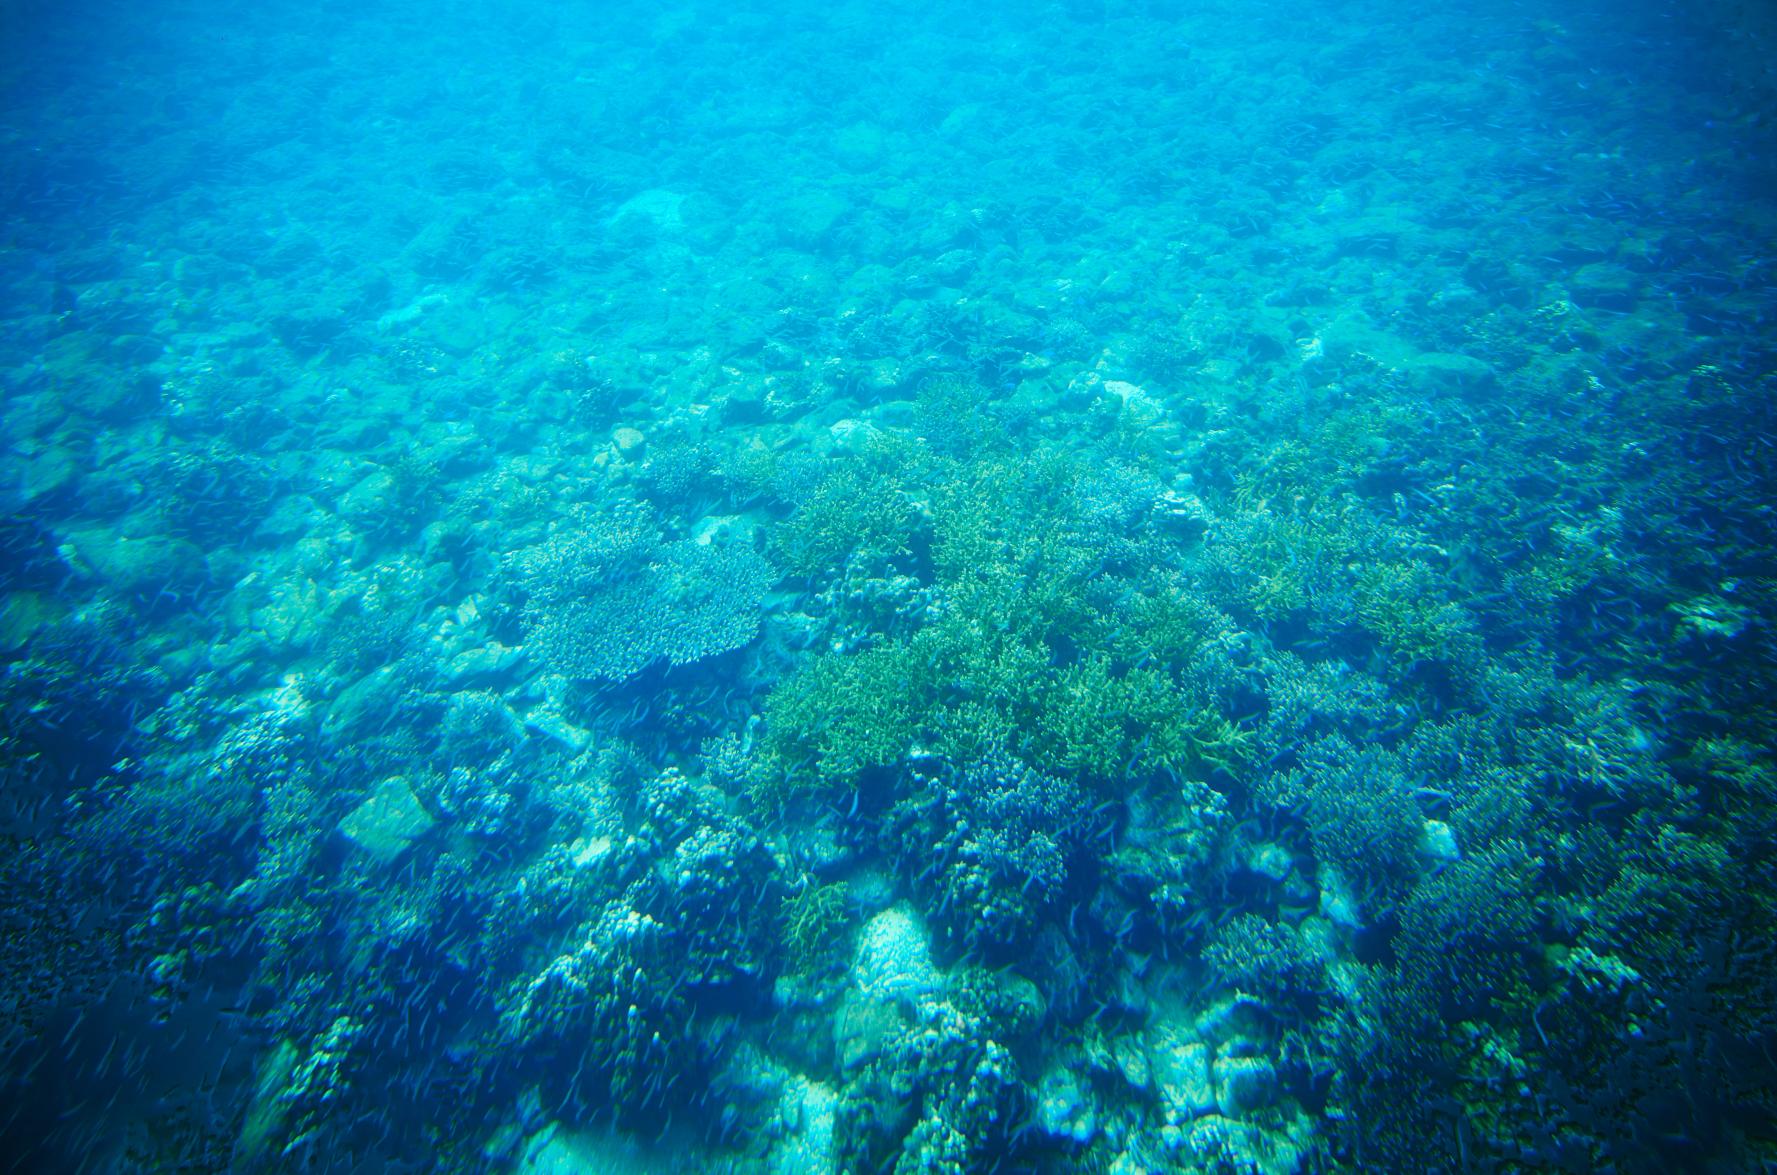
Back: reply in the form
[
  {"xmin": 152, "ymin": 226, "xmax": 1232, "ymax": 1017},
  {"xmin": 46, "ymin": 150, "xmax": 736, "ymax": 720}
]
[{"xmin": 4, "ymin": 0, "xmax": 1775, "ymax": 1170}]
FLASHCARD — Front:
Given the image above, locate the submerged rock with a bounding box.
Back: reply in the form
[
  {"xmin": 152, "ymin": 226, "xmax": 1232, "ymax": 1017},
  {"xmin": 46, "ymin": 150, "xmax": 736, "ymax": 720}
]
[
  {"xmin": 1244, "ymin": 840, "xmax": 1294, "ymax": 882},
  {"xmin": 1112, "ymin": 1033, "xmax": 1152, "ymax": 1092},
  {"xmin": 1418, "ymin": 818, "xmax": 1461, "ymax": 864},
  {"xmin": 1035, "ymin": 1064, "xmax": 1097, "ymax": 1145},
  {"xmin": 834, "ymin": 995, "xmax": 906, "ymax": 1072},
  {"xmin": 1400, "ymin": 349, "xmax": 1495, "ymax": 394},
  {"xmin": 1178, "ymin": 1110, "xmax": 1316, "ymax": 1175},
  {"xmin": 441, "ymin": 641, "xmax": 521, "ymax": 684},
  {"xmin": 337, "ymin": 776, "xmax": 435, "ymax": 864},
  {"xmin": 232, "ymin": 1040, "xmax": 302, "ymax": 1173},
  {"xmin": 323, "ymin": 664, "xmax": 403, "ymax": 740},
  {"xmin": 849, "ymin": 904, "xmax": 940, "ymax": 1005},
  {"xmin": 612, "ymin": 425, "xmax": 646, "ymax": 456},
  {"xmin": 1214, "ymin": 1053, "xmax": 1278, "ymax": 1116},
  {"xmin": 1569, "ymin": 261, "xmax": 1640, "ymax": 311},
  {"xmin": 515, "ymin": 1121, "xmax": 675, "ymax": 1175},
  {"xmin": 522, "ymin": 707, "xmax": 591, "ymax": 752},
  {"xmin": 64, "ymin": 527, "xmax": 204, "ymax": 600},
  {"xmin": 1148, "ymin": 1026, "xmax": 1215, "ymax": 1125},
  {"xmin": 768, "ymin": 1077, "xmax": 839, "ymax": 1175}
]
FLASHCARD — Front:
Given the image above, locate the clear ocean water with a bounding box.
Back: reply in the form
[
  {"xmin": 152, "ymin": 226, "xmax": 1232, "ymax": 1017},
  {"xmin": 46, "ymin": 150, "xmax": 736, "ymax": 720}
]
[{"xmin": 3, "ymin": 0, "xmax": 1775, "ymax": 1170}]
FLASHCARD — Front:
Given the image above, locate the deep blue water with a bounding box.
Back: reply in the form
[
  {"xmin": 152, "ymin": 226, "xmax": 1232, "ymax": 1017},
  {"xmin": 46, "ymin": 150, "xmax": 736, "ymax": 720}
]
[{"xmin": 3, "ymin": 0, "xmax": 1776, "ymax": 1171}]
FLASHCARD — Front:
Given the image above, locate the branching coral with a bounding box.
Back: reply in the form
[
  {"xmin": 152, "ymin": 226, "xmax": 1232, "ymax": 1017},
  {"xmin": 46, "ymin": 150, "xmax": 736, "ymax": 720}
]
[
  {"xmin": 772, "ymin": 464, "xmax": 925, "ymax": 581},
  {"xmin": 1262, "ymin": 735, "xmax": 1426, "ymax": 919},
  {"xmin": 502, "ymin": 903, "xmax": 700, "ymax": 1127},
  {"xmin": 835, "ymin": 993, "xmax": 1028, "ymax": 1175},
  {"xmin": 891, "ymin": 747, "xmax": 1089, "ymax": 960},
  {"xmin": 779, "ymin": 880, "xmax": 854, "ymax": 976}
]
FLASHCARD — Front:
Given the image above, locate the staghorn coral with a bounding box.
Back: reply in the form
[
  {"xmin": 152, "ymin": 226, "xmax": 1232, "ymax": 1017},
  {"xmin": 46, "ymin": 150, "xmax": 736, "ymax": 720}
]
[
  {"xmin": 772, "ymin": 463, "xmax": 926, "ymax": 581},
  {"xmin": 779, "ymin": 880, "xmax": 854, "ymax": 976}
]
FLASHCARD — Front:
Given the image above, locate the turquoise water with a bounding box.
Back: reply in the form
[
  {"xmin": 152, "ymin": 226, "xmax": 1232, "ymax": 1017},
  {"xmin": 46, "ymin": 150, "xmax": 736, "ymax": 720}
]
[{"xmin": 3, "ymin": 0, "xmax": 1776, "ymax": 1169}]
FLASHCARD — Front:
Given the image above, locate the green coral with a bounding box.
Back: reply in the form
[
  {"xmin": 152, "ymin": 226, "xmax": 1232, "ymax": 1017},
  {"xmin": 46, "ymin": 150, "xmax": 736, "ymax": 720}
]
[
  {"xmin": 773, "ymin": 464, "xmax": 925, "ymax": 580},
  {"xmin": 756, "ymin": 638, "xmax": 930, "ymax": 800},
  {"xmin": 780, "ymin": 880, "xmax": 854, "ymax": 974},
  {"xmin": 1034, "ymin": 654, "xmax": 1248, "ymax": 781},
  {"xmin": 1352, "ymin": 556, "xmax": 1483, "ymax": 676},
  {"xmin": 1394, "ymin": 839, "xmax": 1542, "ymax": 1019},
  {"xmin": 1202, "ymin": 508, "xmax": 1347, "ymax": 623},
  {"xmin": 913, "ymin": 373, "xmax": 1003, "ymax": 460}
]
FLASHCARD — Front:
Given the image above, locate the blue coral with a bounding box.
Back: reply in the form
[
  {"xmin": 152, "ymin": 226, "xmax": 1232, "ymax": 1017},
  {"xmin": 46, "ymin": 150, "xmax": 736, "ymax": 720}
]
[
  {"xmin": 518, "ymin": 514, "xmax": 775, "ymax": 682},
  {"xmin": 894, "ymin": 747, "xmax": 1089, "ymax": 959}
]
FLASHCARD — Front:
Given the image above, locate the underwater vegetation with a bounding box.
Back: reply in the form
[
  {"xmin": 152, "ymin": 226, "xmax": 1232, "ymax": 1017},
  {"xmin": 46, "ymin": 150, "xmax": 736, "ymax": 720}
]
[{"xmin": 3, "ymin": 0, "xmax": 1777, "ymax": 1171}]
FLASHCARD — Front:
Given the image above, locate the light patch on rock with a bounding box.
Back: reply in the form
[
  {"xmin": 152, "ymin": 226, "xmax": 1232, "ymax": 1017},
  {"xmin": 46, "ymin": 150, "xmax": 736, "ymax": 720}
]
[
  {"xmin": 523, "ymin": 708, "xmax": 590, "ymax": 752},
  {"xmin": 769, "ymin": 1076, "xmax": 838, "ymax": 1175},
  {"xmin": 829, "ymin": 418, "xmax": 884, "ymax": 455},
  {"xmin": 337, "ymin": 777, "xmax": 434, "ymax": 864},
  {"xmin": 516, "ymin": 1121, "xmax": 676, "ymax": 1175},
  {"xmin": 606, "ymin": 189, "xmax": 687, "ymax": 233},
  {"xmin": 1147, "ymin": 1020, "xmax": 1214, "ymax": 1125},
  {"xmin": 1419, "ymin": 818, "xmax": 1460, "ymax": 863}
]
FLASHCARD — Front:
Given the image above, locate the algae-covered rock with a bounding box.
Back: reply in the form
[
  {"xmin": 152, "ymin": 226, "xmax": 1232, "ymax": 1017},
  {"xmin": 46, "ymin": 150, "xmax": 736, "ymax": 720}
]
[
  {"xmin": 1418, "ymin": 818, "xmax": 1461, "ymax": 864},
  {"xmin": 1244, "ymin": 840, "xmax": 1294, "ymax": 882},
  {"xmin": 828, "ymin": 418, "xmax": 885, "ymax": 455},
  {"xmin": 514, "ymin": 1121, "xmax": 674, "ymax": 1175},
  {"xmin": 15, "ymin": 440, "xmax": 77, "ymax": 504},
  {"xmin": 337, "ymin": 776, "xmax": 435, "ymax": 864},
  {"xmin": 1399, "ymin": 349, "xmax": 1495, "ymax": 394},
  {"xmin": 834, "ymin": 994, "xmax": 906, "ymax": 1072},
  {"xmin": 0, "ymin": 591, "xmax": 61, "ymax": 652},
  {"xmin": 1112, "ymin": 1033, "xmax": 1152, "ymax": 1092},
  {"xmin": 441, "ymin": 641, "xmax": 521, "ymax": 684},
  {"xmin": 1214, "ymin": 1053, "xmax": 1278, "ymax": 1116},
  {"xmin": 1149, "ymin": 1028, "xmax": 1215, "ymax": 1125},
  {"xmin": 769, "ymin": 1077, "xmax": 839, "ymax": 1175},
  {"xmin": 607, "ymin": 187, "xmax": 688, "ymax": 235},
  {"xmin": 776, "ymin": 190, "xmax": 850, "ymax": 248},
  {"xmin": 337, "ymin": 467, "xmax": 396, "ymax": 524},
  {"xmin": 323, "ymin": 664, "xmax": 403, "ymax": 740},
  {"xmin": 1570, "ymin": 261, "xmax": 1640, "ymax": 310},
  {"xmin": 65, "ymin": 527, "xmax": 205, "ymax": 600},
  {"xmin": 255, "ymin": 494, "xmax": 323, "ymax": 541},
  {"xmin": 1317, "ymin": 320, "xmax": 1495, "ymax": 394},
  {"xmin": 850, "ymin": 904, "xmax": 940, "ymax": 1005},
  {"xmin": 1035, "ymin": 1064, "xmax": 1097, "ymax": 1145},
  {"xmin": 522, "ymin": 706, "xmax": 591, "ymax": 752},
  {"xmin": 252, "ymin": 575, "xmax": 323, "ymax": 651},
  {"xmin": 42, "ymin": 330, "xmax": 156, "ymax": 418},
  {"xmin": 612, "ymin": 425, "xmax": 646, "ymax": 455},
  {"xmin": 831, "ymin": 121, "xmax": 886, "ymax": 171},
  {"xmin": 1177, "ymin": 1111, "xmax": 1315, "ymax": 1174},
  {"xmin": 232, "ymin": 1039, "xmax": 302, "ymax": 1173}
]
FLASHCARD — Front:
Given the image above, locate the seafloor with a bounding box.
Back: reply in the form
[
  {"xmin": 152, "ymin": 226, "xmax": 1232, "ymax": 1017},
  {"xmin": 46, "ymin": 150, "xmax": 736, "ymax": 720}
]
[{"xmin": 2, "ymin": 0, "xmax": 1775, "ymax": 1171}]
